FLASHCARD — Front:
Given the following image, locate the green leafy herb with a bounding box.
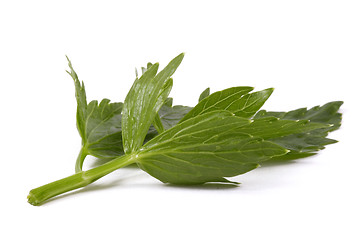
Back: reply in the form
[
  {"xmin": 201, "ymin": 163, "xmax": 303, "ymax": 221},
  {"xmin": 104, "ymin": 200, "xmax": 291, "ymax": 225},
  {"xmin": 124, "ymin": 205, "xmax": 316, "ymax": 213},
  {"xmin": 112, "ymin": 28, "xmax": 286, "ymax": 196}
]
[
  {"xmin": 67, "ymin": 57, "xmax": 124, "ymax": 172},
  {"xmin": 122, "ymin": 53, "xmax": 184, "ymax": 154},
  {"xmin": 27, "ymin": 53, "xmax": 343, "ymax": 206},
  {"xmin": 67, "ymin": 56, "xmax": 186, "ymax": 172},
  {"xmin": 253, "ymin": 101, "xmax": 343, "ymax": 160}
]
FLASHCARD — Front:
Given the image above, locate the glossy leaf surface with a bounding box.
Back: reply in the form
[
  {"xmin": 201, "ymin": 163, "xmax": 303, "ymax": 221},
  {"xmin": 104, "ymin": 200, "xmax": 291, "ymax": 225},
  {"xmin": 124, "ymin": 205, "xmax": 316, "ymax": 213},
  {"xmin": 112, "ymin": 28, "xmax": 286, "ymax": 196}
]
[
  {"xmin": 122, "ymin": 53, "xmax": 184, "ymax": 154},
  {"xmin": 180, "ymin": 87, "xmax": 274, "ymax": 122},
  {"xmin": 137, "ymin": 111, "xmax": 288, "ymax": 184}
]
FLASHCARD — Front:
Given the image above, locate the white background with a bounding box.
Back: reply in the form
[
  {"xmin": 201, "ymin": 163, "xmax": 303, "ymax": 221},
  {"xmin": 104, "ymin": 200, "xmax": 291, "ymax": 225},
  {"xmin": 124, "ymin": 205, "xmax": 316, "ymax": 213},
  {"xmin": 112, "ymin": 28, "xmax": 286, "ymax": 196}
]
[{"xmin": 1, "ymin": 0, "xmax": 360, "ymax": 239}]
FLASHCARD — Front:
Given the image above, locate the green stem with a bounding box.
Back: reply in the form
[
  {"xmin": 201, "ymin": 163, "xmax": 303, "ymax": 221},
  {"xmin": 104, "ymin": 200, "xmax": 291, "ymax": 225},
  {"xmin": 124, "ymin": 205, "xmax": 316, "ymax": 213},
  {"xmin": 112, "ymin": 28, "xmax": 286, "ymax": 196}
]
[
  {"xmin": 75, "ymin": 146, "xmax": 88, "ymax": 173},
  {"xmin": 27, "ymin": 154, "xmax": 136, "ymax": 206}
]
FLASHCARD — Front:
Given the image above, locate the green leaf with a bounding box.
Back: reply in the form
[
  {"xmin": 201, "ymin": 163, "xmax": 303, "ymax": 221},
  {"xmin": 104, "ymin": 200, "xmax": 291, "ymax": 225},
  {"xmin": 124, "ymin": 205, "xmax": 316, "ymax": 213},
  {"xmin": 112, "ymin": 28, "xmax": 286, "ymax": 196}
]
[
  {"xmin": 137, "ymin": 111, "xmax": 288, "ymax": 184},
  {"xmin": 137, "ymin": 62, "xmax": 168, "ymax": 135},
  {"xmin": 163, "ymin": 97, "xmax": 173, "ymax": 107},
  {"xmin": 67, "ymin": 54, "xmax": 189, "ymax": 170},
  {"xmin": 84, "ymin": 99, "xmax": 124, "ymax": 159},
  {"xmin": 122, "ymin": 53, "xmax": 184, "ymax": 154},
  {"xmin": 85, "ymin": 100, "xmax": 190, "ymax": 159},
  {"xmin": 157, "ymin": 104, "xmax": 193, "ymax": 130},
  {"xmin": 152, "ymin": 113, "xmax": 165, "ymax": 134},
  {"xmin": 233, "ymin": 88, "xmax": 274, "ymax": 118},
  {"xmin": 139, "ymin": 63, "xmax": 154, "ymax": 76},
  {"xmin": 180, "ymin": 87, "xmax": 252, "ymax": 122},
  {"xmin": 66, "ymin": 56, "xmax": 87, "ymax": 142},
  {"xmin": 66, "ymin": 57, "xmax": 125, "ymax": 172},
  {"xmin": 253, "ymin": 101, "xmax": 343, "ymax": 159},
  {"xmin": 254, "ymin": 101, "xmax": 343, "ymax": 131},
  {"xmin": 145, "ymin": 104, "xmax": 192, "ymax": 143},
  {"xmin": 180, "ymin": 87, "xmax": 274, "ymax": 122},
  {"xmin": 239, "ymin": 117, "xmax": 329, "ymax": 140},
  {"xmin": 198, "ymin": 87, "xmax": 210, "ymax": 102},
  {"xmin": 146, "ymin": 87, "xmax": 210, "ymax": 140}
]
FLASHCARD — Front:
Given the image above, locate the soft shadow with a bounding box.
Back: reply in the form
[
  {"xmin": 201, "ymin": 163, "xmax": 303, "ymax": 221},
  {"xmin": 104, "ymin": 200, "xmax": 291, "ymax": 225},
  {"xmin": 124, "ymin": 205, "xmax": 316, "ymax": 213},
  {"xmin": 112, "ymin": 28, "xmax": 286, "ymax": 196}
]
[
  {"xmin": 259, "ymin": 159, "xmax": 298, "ymax": 168},
  {"xmin": 259, "ymin": 153, "xmax": 318, "ymax": 168},
  {"xmin": 43, "ymin": 170, "xmax": 143, "ymax": 205},
  {"xmin": 41, "ymin": 156, "xmax": 317, "ymax": 205},
  {"xmin": 164, "ymin": 182, "xmax": 239, "ymax": 190},
  {"xmin": 41, "ymin": 177, "xmax": 239, "ymax": 205}
]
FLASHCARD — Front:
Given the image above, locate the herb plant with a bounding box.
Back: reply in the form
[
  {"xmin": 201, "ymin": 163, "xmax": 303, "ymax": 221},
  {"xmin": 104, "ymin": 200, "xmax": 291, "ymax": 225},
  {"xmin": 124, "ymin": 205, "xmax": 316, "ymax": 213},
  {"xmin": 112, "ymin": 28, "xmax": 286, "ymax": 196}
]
[{"xmin": 27, "ymin": 53, "xmax": 343, "ymax": 205}]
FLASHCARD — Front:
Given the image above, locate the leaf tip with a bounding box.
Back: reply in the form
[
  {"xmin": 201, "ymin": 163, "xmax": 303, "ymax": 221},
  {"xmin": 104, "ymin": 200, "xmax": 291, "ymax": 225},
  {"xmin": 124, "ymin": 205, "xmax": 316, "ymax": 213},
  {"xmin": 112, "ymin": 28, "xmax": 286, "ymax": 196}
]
[
  {"xmin": 65, "ymin": 55, "xmax": 72, "ymax": 68},
  {"xmin": 174, "ymin": 52, "xmax": 185, "ymax": 63}
]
